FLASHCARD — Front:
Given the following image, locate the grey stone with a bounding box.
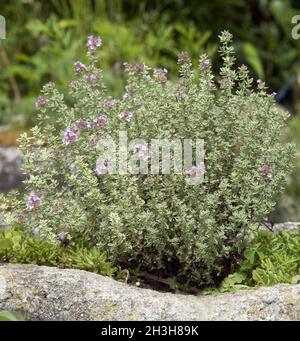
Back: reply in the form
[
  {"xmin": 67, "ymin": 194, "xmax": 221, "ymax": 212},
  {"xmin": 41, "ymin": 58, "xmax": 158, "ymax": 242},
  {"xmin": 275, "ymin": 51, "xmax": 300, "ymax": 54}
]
[
  {"xmin": 0, "ymin": 264, "xmax": 300, "ymax": 321},
  {"xmin": 0, "ymin": 147, "xmax": 25, "ymax": 192},
  {"xmin": 272, "ymin": 222, "xmax": 299, "ymax": 232},
  {"xmin": 260, "ymin": 222, "xmax": 300, "ymax": 233}
]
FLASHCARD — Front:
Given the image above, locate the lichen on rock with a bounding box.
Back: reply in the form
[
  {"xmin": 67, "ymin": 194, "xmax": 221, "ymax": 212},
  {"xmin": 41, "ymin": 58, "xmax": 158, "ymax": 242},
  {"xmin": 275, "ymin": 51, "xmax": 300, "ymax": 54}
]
[{"xmin": 1, "ymin": 264, "xmax": 300, "ymax": 321}]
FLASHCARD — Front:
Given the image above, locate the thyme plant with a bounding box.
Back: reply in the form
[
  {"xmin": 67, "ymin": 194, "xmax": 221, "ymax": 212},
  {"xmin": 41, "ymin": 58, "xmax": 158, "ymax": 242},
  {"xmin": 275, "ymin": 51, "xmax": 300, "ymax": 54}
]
[{"xmin": 1, "ymin": 32, "xmax": 294, "ymax": 287}]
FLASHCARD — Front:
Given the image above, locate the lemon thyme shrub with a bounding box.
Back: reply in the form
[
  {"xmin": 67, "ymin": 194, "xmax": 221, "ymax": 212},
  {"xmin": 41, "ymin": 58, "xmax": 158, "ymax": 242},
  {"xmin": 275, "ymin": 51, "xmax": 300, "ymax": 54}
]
[{"xmin": 1, "ymin": 32, "xmax": 294, "ymax": 288}]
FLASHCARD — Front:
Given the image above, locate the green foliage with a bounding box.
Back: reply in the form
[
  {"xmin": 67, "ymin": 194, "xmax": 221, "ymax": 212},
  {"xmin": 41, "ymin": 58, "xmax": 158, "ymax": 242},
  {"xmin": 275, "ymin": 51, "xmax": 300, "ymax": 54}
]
[
  {"xmin": 204, "ymin": 228, "xmax": 300, "ymax": 294},
  {"xmin": 1, "ymin": 0, "xmax": 300, "ymax": 126},
  {"xmin": 0, "ymin": 229, "xmax": 123, "ymax": 278},
  {"xmin": 202, "ymin": 227, "xmax": 300, "ymax": 294},
  {"xmin": 0, "ymin": 32, "xmax": 294, "ymax": 288},
  {"xmin": 0, "ymin": 311, "xmax": 24, "ymax": 321},
  {"xmin": 237, "ymin": 229, "xmax": 300, "ymax": 286}
]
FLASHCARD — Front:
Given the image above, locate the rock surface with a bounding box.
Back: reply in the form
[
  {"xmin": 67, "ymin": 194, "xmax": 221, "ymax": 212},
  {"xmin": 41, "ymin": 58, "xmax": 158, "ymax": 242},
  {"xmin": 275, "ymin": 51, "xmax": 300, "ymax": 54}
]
[
  {"xmin": 271, "ymin": 222, "xmax": 299, "ymax": 232},
  {"xmin": 260, "ymin": 222, "xmax": 299, "ymax": 232},
  {"xmin": 0, "ymin": 264, "xmax": 300, "ymax": 321},
  {"xmin": 0, "ymin": 147, "xmax": 25, "ymax": 192}
]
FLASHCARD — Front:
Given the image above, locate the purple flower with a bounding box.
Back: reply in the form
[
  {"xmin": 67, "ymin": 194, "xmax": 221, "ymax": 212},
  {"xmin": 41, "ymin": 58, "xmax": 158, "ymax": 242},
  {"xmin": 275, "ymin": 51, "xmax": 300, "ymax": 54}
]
[
  {"xmin": 133, "ymin": 143, "xmax": 152, "ymax": 161},
  {"xmin": 26, "ymin": 191, "xmax": 43, "ymax": 211},
  {"xmin": 84, "ymin": 75, "xmax": 97, "ymax": 84},
  {"xmin": 186, "ymin": 162, "xmax": 205, "ymax": 178},
  {"xmin": 186, "ymin": 166, "xmax": 197, "ymax": 178},
  {"xmin": 57, "ymin": 231, "xmax": 67, "ymax": 241},
  {"xmin": 57, "ymin": 231, "xmax": 74, "ymax": 245},
  {"xmin": 17, "ymin": 214, "xmax": 26, "ymax": 223},
  {"xmin": 75, "ymin": 119, "xmax": 89, "ymax": 129},
  {"xmin": 87, "ymin": 35, "xmax": 102, "ymax": 51},
  {"xmin": 74, "ymin": 61, "xmax": 86, "ymax": 73},
  {"xmin": 35, "ymin": 96, "xmax": 49, "ymax": 108},
  {"xmin": 176, "ymin": 89, "xmax": 186, "ymax": 100},
  {"xmin": 93, "ymin": 115, "xmax": 107, "ymax": 130},
  {"xmin": 259, "ymin": 164, "xmax": 272, "ymax": 180},
  {"xmin": 62, "ymin": 127, "xmax": 79, "ymax": 145},
  {"xmin": 123, "ymin": 93, "xmax": 130, "ymax": 101},
  {"xmin": 119, "ymin": 111, "xmax": 133, "ymax": 123},
  {"xmin": 88, "ymin": 138, "xmax": 97, "ymax": 147},
  {"xmin": 69, "ymin": 80, "xmax": 77, "ymax": 89},
  {"xmin": 95, "ymin": 160, "xmax": 111, "ymax": 175},
  {"xmin": 132, "ymin": 63, "xmax": 145, "ymax": 72},
  {"xmin": 104, "ymin": 96, "xmax": 117, "ymax": 108},
  {"xmin": 178, "ymin": 51, "xmax": 190, "ymax": 64},
  {"xmin": 153, "ymin": 68, "xmax": 168, "ymax": 83},
  {"xmin": 46, "ymin": 81, "xmax": 55, "ymax": 89},
  {"xmin": 145, "ymin": 176, "xmax": 153, "ymax": 183},
  {"xmin": 218, "ymin": 77, "xmax": 233, "ymax": 87},
  {"xmin": 200, "ymin": 58, "xmax": 210, "ymax": 69},
  {"xmin": 54, "ymin": 149, "xmax": 62, "ymax": 158}
]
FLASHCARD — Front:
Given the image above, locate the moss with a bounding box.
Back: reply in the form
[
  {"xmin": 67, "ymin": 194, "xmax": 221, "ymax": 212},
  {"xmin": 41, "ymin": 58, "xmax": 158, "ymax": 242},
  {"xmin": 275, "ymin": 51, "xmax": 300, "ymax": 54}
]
[{"xmin": 0, "ymin": 229, "xmax": 125, "ymax": 280}]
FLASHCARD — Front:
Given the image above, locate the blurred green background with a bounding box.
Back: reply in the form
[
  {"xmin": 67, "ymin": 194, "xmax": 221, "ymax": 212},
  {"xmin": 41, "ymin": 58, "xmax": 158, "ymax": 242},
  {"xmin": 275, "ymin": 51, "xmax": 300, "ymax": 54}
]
[{"xmin": 1, "ymin": 0, "xmax": 300, "ymax": 221}]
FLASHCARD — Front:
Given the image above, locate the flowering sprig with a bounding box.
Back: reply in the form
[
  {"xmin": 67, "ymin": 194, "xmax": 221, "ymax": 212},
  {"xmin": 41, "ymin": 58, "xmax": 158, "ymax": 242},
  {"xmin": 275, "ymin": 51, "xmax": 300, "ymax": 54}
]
[
  {"xmin": 132, "ymin": 143, "xmax": 153, "ymax": 161},
  {"xmin": 95, "ymin": 160, "xmax": 112, "ymax": 175},
  {"xmin": 63, "ymin": 127, "xmax": 79, "ymax": 145},
  {"xmin": 259, "ymin": 164, "xmax": 272, "ymax": 180},
  {"xmin": 87, "ymin": 35, "xmax": 102, "ymax": 51},
  {"xmin": 26, "ymin": 192, "xmax": 43, "ymax": 211},
  {"xmin": 74, "ymin": 61, "xmax": 86, "ymax": 73},
  {"xmin": 35, "ymin": 96, "xmax": 49, "ymax": 108},
  {"xmin": 93, "ymin": 115, "xmax": 108, "ymax": 130},
  {"xmin": 119, "ymin": 111, "xmax": 133, "ymax": 123},
  {"xmin": 153, "ymin": 68, "xmax": 168, "ymax": 83}
]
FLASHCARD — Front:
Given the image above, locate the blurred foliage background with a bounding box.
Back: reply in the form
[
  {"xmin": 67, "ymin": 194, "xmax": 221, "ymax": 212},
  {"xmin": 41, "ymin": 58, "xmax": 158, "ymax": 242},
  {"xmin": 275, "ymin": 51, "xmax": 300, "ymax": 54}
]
[{"xmin": 1, "ymin": 0, "xmax": 300, "ymax": 221}]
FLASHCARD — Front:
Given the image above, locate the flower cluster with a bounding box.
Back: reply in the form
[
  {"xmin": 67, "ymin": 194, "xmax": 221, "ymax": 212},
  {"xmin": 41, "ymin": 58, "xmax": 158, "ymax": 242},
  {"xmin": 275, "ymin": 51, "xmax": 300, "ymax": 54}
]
[
  {"xmin": 75, "ymin": 119, "xmax": 89, "ymax": 130},
  {"xmin": 84, "ymin": 74, "xmax": 98, "ymax": 84},
  {"xmin": 132, "ymin": 63, "xmax": 145, "ymax": 72},
  {"xmin": 63, "ymin": 127, "xmax": 79, "ymax": 145},
  {"xmin": 74, "ymin": 61, "xmax": 86, "ymax": 73},
  {"xmin": 119, "ymin": 110, "xmax": 133, "ymax": 123},
  {"xmin": 186, "ymin": 162, "xmax": 205, "ymax": 179},
  {"xmin": 132, "ymin": 143, "xmax": 153, "ymax": 161},
  {"xmin": 153, "ymin": 68, "xmax": 168, "ymax": 83},
  {"xmin": 199, "ymin": 55, "xmax": 210, "ymax": 69},
  {"xmin": 104, "ymin": 96, "xmax": 118, "ymax": 108},
  {"xmin": 95, "ymin": 160, "xmax": 112, "ymax": 175},
  {"xmin": 62, "ymin": 114, "xmax": 108, "ymax": 146},
  {"xmin": 92, "ymin": 115, "xmax": 108, "ymax": 130},
  {"xmin": 177, "ymin": 51, "xmax": 190, "ymax": 64},
  {"xmin": 259, "ymin": 164, "xmax": 273, "ymax": 180},
  {"xmin": 26, "ymin": 192, "xmax": 43, "ymax": 211},
  {"xmin": 35, "ymin": 96, "xmax": 49, "ymax": 108},
  {"xmin": 87, "ymin": 35, "xmax": 102, "ymax": 51}
]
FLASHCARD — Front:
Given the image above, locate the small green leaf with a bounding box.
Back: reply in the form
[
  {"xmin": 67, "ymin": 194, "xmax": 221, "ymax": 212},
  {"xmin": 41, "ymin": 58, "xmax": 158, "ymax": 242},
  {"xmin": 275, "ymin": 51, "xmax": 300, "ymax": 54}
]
[{"xmin": 0, "ymin": 238, "xmax": 13, "ymax": 251}]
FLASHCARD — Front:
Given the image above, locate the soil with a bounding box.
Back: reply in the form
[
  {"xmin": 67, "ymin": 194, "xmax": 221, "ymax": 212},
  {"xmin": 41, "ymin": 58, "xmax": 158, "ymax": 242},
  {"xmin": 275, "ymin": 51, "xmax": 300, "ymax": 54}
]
[{"xmin": 0, "ymin": 130, "xmax": 23, "ymax": 147}]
